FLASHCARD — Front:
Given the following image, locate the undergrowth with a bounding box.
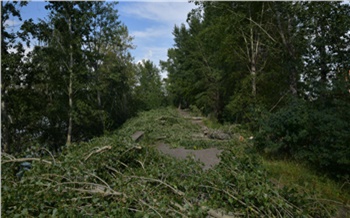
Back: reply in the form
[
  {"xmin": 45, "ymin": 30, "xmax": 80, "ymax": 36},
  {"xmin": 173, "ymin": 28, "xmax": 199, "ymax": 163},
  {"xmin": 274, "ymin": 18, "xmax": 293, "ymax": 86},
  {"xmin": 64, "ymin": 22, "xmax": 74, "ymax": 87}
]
[
  {"xmin": 1, "ymin": 107, "xmax": 339, "ymax": 217},
  {"xmin": 262, "ymin": 159, "xmax": 350, "ymax": 214}
]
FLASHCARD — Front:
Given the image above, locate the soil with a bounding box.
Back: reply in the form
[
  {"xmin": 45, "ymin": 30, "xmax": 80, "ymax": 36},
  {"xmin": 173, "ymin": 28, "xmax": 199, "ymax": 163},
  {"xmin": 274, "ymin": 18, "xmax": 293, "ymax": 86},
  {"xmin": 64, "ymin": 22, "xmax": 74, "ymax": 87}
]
[{"xmin": 156, "ymin": 109, "xmax": 223, "ymax": 170}]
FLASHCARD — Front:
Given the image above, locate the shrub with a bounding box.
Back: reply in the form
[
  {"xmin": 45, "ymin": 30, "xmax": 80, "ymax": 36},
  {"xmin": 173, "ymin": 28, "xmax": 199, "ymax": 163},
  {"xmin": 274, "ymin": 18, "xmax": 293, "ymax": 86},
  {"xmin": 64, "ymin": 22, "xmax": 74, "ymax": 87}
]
[{"xmin": 255, "ymin": 98, "xmax": 350, "ymax": 178}]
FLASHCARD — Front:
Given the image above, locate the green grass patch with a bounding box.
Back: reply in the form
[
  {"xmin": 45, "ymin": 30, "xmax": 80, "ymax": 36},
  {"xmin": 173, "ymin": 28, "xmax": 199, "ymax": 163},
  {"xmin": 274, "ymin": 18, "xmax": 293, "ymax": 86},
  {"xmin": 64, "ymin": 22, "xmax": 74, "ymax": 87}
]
[{"xmin": 262, "ymin": 159, "xmax": 350, "ymax": 206}]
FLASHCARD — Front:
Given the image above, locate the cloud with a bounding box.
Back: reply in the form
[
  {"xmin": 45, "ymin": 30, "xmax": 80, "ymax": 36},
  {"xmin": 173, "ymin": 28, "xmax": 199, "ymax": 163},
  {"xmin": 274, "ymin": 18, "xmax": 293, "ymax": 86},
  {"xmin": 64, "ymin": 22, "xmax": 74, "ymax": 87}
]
[
  {"xmin": 8, "ymin": 44, "xmax": 33, "ymax": 56},
  {"xmin": 120, "ymin": 2, "xmax": 194, "ymax": 25},
  {"xmin": 131, "ymin": 27, "xmax": 171, "ymax": 39},
  {"xmin": 118, "ymin": 2, "xmax": 197, "ymax": 78},
  {"xmin": 136, "ymin": 46, "xmax": 168, "ymax": 63},
  {"xmin": 4, "ymin": 19, "xmax": 22, "ymax": 28}
]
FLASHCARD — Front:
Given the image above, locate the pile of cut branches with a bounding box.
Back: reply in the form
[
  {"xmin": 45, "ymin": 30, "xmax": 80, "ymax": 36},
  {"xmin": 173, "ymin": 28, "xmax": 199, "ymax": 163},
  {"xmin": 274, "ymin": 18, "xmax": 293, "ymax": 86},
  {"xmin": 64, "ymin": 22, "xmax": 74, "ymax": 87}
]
[{"xmin": 2, "ymin": 107, "xmax": 336, "ymax": 217}]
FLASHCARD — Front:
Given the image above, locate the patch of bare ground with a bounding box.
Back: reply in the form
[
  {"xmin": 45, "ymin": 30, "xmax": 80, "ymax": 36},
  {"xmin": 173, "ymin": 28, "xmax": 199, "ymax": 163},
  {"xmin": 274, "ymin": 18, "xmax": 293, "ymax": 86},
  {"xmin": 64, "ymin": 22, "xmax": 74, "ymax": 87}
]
[
  {"xmin": 154, "ymin": 109, "xmax": 227, "ymax": 171},
  {"xmin": 156, "ymin": 143, "xmax": 223, "ymax": 171}
]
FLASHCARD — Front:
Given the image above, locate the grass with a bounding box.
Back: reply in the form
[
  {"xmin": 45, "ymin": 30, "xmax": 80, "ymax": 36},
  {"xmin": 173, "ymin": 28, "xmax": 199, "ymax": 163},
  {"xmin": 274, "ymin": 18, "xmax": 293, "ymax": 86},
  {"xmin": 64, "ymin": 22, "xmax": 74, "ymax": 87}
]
[
  {"xmin": 262, "ymin": 159, "xmax": 350, "ymax": 211},
  {"xmin": 195, "ymin": 107, "xmax": 350, "ymax": 216}
]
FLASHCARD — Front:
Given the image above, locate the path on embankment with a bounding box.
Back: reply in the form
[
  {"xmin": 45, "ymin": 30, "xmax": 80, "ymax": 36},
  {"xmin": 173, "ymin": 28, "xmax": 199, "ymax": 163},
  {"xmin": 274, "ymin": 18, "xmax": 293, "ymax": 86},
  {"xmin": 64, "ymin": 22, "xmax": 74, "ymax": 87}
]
[{"xmin": 155, "ymin": 109, "xmax": 224, "ymax": 171}]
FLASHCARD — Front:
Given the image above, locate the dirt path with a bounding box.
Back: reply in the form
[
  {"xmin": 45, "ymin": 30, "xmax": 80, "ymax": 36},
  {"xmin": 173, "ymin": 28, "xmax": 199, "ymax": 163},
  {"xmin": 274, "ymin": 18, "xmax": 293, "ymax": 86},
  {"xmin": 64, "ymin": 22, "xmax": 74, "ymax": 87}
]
[{"xmin": 156, "ymin": 109, "xmax": 223, "ymax": 171}]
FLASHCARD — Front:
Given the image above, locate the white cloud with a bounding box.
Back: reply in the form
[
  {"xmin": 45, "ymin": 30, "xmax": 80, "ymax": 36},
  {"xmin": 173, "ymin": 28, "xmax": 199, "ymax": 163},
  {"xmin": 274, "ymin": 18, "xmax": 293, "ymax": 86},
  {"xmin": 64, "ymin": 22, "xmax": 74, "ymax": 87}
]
[
  {"xmin": 131, "ymin": 26, "xmax": 171, "ymax": 39},
  {"xmin": 4, "ymin": 19, "xmax": 22, "ymax": 28},
  {"xmin": 120, "ymin": 2, "xmax": 195, "ymax": 25},
  {"xmin": 136, "ymin": 47, "xmax": 168, "ymax": 63},
  {"xmin": 8, "ymin": 44, "xmax": 33, "ymax": 56}
]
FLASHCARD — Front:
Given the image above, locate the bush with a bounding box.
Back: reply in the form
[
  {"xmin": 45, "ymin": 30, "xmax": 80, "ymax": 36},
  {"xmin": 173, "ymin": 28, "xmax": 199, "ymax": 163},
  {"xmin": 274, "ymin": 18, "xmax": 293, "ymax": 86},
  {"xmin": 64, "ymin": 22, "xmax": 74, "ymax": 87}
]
[{"xmin": 255, "ymin": 98, "xmax": 350, "ymax": 178}]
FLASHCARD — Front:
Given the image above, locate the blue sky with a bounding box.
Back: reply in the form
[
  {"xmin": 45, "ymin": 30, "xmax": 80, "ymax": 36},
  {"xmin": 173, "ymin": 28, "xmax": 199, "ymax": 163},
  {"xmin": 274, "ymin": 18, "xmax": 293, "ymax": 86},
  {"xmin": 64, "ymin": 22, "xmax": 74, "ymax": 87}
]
[{"xmin": 4, "ymin": 1, "xmax": 197, "ymax": 77}]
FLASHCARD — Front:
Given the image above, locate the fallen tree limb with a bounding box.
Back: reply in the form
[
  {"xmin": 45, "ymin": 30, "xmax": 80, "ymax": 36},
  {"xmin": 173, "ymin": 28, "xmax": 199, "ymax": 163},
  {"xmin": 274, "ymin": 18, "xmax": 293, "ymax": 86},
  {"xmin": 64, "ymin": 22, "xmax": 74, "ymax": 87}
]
[
  {"xmin": 39, "ymin": 148, "xmax": 56, "ymax": 165},
  {"xmin": 130, "ymin": 176, "xmax": 185, "ymax": 196},
  {"xmin": 67, "ymin": 187, "xmax": 123, "ymax": 197},
  {"xmin": 84, "ymin": 146, "xmax": 112, "ymax": 162},
  {"xmin": 2, "ymin": 158, "xmax": 52, "ymax": 165},
  {"xmin": 139, "ymin": 199, "xmax": 163, "ymax": 218},
  {"xmin": 202, "ymin": 206, "xmax": 235, "ymax": 218}
]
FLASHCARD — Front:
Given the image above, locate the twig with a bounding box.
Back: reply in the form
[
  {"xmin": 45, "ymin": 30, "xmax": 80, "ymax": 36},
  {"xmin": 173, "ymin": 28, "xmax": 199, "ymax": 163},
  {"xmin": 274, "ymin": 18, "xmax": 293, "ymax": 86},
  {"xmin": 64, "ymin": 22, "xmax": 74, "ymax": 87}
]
[
  {"xmin": 84, "ymin": 146, "xmax": 112, "ymax": 162},
  {"xmin": 66, "ymin": 187, "xmax": 123, "ymax": 196},
  {"xmin": 199, "ymin": 185, "xmax": 260, "ymax": 215},
  {"xmin": 269, "ymin": 91, "xmax": 289, "ymax": 112},
  {"xmin": 2, "ymin": 158, "xmax": 52, "ymax": 165},
  {"xmin": 308, "ymin": 198, "xmax": 349, "ymax": 207},
  {"xmin": 39, "ymin": 148, "xmax": 56, "ymax": 165},
  {"xmin": 340, "ymin": 180, "xmax": 350, "ymax": 191},
  {"xmin": 105, "ymin": 165, "xmax": 123, "ymax": 176},
  {"xmin": 130, "ymin": 176, "xmax": 185, "ymax": 196},
  {"xmin": 118, "ymin": 161, "xmax": 129, "ymax": 168},
  {"xmin": 1, "ymin": 152, "xmax": 15, "ymax": 160},
  {"xmin": 168, "ymin": 208, "xmax": 187, "ymax": 217},
  {"xmin": 88, "ymin": 173, "xmax": 111, "ymax": 189},
  {"xmin": 56, "ymin": 181, "xmax": 125, "ymax": 197},
  {"xmin": 136, "ymin": 160, "xmax": 146, "ymax": 171},
  {"xmin": 139, "ymin": 199, "xmax": 163, "ymax": 218},
  {"xmin": 203, "ymin": 207, "xmax": 235, "ymax": 218},
  {"xmin": 119, "ymin": 145, "xmax": 142, "ymax": 158},
  {"xmin": 170, "ymin": 201, "xmax": 185, "ymax": 211}
]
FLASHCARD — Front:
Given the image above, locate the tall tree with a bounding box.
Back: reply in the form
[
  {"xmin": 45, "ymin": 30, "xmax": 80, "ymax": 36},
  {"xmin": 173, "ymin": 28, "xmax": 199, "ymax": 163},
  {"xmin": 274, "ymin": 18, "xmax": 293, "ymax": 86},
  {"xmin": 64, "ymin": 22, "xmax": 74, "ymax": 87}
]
[
  {"xmin": 82, "ymin": 2, "xmax": 134, "ymax": 132},
  {"xmin": 9, "ymin": 1, "xmax": 136, "ymax": 150},
  {"xmin": 41, "ymin": 1, "xmax": 89, "ymax": 145},
  {"xmin": 1, "ymin": 1, "xmax": 28, "ymax": 153},
  {"xmin": 300, "ymin": 2, "xmax": 350, "ymax": 98}
]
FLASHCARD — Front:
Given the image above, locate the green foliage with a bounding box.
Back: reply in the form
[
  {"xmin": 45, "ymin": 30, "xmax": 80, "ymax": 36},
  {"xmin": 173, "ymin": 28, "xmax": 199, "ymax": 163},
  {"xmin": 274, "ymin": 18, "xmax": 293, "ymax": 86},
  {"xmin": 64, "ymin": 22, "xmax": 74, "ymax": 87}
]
[
  {"xmin": 2, "ymin": 2, "xmax": 137, "ymax": 153},
  {"xmin": 255, "ymin": 99, "xmax": 309, "ymax": 155},
  {"xmin": 2, "ymin": 108, "xmax": 336, "ymax": 217},
  {"xmin": 255, "ymin": 98, "xmax": 350, "ymax": 178},
  {"xmin": 134, "ymin": 60, "xmax": 166, "ymax": 111}
]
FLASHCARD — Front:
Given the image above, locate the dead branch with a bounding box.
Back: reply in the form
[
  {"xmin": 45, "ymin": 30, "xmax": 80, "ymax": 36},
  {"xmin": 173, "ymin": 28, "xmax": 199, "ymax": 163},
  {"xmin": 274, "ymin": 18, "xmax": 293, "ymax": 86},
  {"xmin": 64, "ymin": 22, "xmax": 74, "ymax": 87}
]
[
  {"xmin": 269, "ymin": 91, "xmax": 289, "ymax": 112},
  {"xmin": 201, "ymin": 206, "xmax": 235, "ymax": 218},
  {"xmin": 1, "ymin": 152, "xmax": 16, "ymax": 160},
  {"xmin": 130, "ymin": 176, "xmax": 185, "ymax": 196},
  {"xmin": 88, "ymin": 173, "xmax": 111, "ymax": 189},
  {"xmin": 66, "ymin": 187, "xmax": 123, "ymax": 197},
  {"xmin": 2, "ymin": 158, "xmax": 52, "ymax": 165},
  {"xmin": 39, "ymin": 148, "xmax": 56, "ymax": 165},
  {"xmin": 84, "ymin": 146, "xmax": 112, "ymax": 162},
  {"xmin": 139, "ymin": 199, "xmax": 163, "ymax": 218}
]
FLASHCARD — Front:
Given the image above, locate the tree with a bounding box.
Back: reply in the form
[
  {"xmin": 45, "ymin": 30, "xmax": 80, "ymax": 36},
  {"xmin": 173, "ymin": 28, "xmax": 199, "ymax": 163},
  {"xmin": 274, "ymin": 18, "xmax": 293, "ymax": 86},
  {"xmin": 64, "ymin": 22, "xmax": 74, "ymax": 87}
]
[
  {"xmin": 1, "ymin": 1, "xmax": 28, "ymax": 153},
  {"xmin": 30, "ymin": 1, "xmax": 136, "ymax": 144},
  {"xmin": 82, "ymin": 2, "xmax": 134, "ymax": 132},
  {"xmin": 135, "ymin": 60, "xmax": 164, "ymax": 111},
  {"xmin": 300, "ymin": 2, "xmax": 350, "ymax": 98},
  {"xmin": 3, "ymin": 1, "xmax": 136, "ymax": 153}
]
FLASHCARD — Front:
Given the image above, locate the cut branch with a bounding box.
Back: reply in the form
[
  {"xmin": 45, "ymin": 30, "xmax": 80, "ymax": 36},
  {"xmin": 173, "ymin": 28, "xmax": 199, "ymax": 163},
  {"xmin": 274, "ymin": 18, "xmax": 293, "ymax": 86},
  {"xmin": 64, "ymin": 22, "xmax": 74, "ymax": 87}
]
[
  {"xmin": 84, "ymin": 146, "xmax": 112, "ymax": 161},
  {"xmin": 2, "ymin": 158, "xmax": 52, "ymax": 165}
]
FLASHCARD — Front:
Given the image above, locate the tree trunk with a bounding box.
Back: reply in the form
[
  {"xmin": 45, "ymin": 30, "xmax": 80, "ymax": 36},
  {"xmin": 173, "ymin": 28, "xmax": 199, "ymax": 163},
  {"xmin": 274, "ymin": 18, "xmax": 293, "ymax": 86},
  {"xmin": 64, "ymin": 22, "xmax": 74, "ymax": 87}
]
[
  {"xmin": 251, "ymin": 61, "xmax": 257, "ymax": 97},
  {"xmin": 66, "ymin": 17, "xmax": 73, "ymax": 146},
  {"xmin": 97, "ymin": 89, "xmax": 105, "ymax": 132},
  {"xmin": 67, "ymin": 72, "xmax": 73, "ymax": 145},
  {"xmin": 289, "ymin": 68, "xmax": 298, "ymax": 95},
  {"xmin": 1, "ymin": 100, "xmax": 10, "ymax": 153},
  {"xmin": 250, "ymin": 22, "xmax": 257, "ymax": 98}
]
